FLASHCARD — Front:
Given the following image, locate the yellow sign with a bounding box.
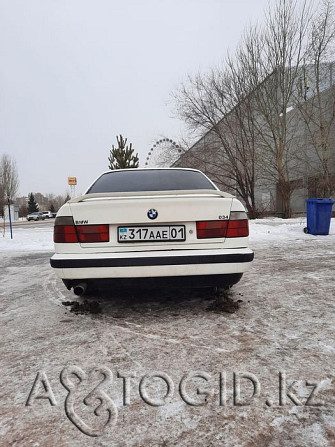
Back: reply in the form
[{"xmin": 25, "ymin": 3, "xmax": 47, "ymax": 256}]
[{"xmin": 68, "ymin": 177, "xmax": 77, "ymax": 185}]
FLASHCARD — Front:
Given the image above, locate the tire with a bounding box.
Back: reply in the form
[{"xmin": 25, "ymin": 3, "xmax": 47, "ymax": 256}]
[{"xmin": 303, "ymin": 227, "xmax": 309, "ymax": 234}]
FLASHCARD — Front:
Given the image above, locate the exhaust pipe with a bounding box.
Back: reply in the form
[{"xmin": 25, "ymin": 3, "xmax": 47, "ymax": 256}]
[{"xmin": 73, "ymin": 282, "xmax": 87, "ymax": 296}]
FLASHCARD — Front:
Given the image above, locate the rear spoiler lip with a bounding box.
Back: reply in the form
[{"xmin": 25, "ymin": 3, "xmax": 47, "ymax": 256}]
[{"xmin": 70, "ymin": 189, "xmax": 234, "ymax": 203}]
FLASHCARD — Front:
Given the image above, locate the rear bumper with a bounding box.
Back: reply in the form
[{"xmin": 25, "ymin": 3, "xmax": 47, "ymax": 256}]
[
  {"xmin": 50, "ymin": 248, "xmax": 254, "ymax": 280},
  {"xmin": 64, "ymin": 274, "xmax": 245, "ymax": 290}
]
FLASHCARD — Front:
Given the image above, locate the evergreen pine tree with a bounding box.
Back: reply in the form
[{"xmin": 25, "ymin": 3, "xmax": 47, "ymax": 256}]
[
  {"xmin": 27, "ymin": 192, "xmax": 39, "ymax": 213},
  {"xmin": 49, "ymin": 203, "xmax": 56, "ymax": 214},
  {"xmin": 108, "ymin": 135, "xmax": 139, "ymax": 170}
]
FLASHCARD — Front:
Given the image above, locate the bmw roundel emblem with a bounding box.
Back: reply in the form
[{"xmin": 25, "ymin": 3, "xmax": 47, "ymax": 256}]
[{"xmin": 147, "ymin": 209, "xmax": 158, "ymax": 220}]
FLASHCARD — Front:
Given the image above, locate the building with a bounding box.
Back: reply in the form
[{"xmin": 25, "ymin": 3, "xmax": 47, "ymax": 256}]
[{"xmin": 174, "ymin": 63, "xmax": 335, "ymax": 216}]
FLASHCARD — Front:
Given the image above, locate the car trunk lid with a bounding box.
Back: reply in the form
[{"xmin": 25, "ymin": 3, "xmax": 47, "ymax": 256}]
[{"xmin": 67, "ymin": 190, "xmax": 234, "ymax": 249}]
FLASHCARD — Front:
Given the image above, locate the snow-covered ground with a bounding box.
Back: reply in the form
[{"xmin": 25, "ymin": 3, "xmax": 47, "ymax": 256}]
[
  {"xmin": 251, "ymin": 216, "xmax": 335, "ymax": 244},
  {"xmin": 1, "ymin": 217, "xmax": 334, "ymax": 252},
  {"xmin": 0, "ymin": 223, "xmax": 54, "ymax": 252},
  {"xmin": 1, "ymin": 218, "xmax": 334, "ymax": 446}
]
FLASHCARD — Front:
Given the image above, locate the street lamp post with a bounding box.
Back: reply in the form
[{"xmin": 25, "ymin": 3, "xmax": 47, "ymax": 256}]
[{"xmin": 7, "ymin": 197, "xmax": 13, "ymax": 239}]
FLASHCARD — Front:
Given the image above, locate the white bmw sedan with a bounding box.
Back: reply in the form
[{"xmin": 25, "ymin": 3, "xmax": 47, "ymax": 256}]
[{"xmin": 50, "ymin": 168, "xmax": 254, "ymax": 295}]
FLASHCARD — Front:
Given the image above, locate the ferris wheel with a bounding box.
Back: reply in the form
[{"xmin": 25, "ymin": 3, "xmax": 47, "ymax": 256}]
[{"xmin": 144, "ymin": 138, "xmax": 183, "ymax": 168}]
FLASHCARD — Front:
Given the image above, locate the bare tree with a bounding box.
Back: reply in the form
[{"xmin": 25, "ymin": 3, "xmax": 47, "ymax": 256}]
[
  {"xmin": 296, "ymin": 0, "xmax": 335, "ymax": 197},
  {"xmin": 52, "ymin": 193, "xmax": 70, "ymax": 211},
  {"xmin": 242, "ymin": 0, "xmax": 312, "ymax": 217},
  {"xmin": 174, "ymin": 60, "xmax": 261, "ymax": 218},
  {"xmin": 175, "ymin": 0, "xmax": 314, "ymax": 218},
  {"xmin": 0, "ymin": 154, "xmax": 19, "ymax": 215},
  {"xmin": 174, "ymin": 0, "xmax": 335, "ymax": 217}
]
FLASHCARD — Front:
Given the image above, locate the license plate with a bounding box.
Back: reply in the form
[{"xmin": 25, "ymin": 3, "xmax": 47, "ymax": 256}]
[{"xmin": 118, "ymin": 225, "xmax": 186, "ymax": 242}]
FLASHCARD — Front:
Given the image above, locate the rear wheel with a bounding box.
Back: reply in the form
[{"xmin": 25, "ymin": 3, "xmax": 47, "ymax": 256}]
[{"xmin": 303, "ymin": 227, "xmax": 309, "ymax": 234}]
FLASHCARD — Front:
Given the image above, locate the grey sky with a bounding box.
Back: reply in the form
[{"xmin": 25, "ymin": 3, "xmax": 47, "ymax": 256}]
[{"xmin": 1, "ymin": 0, "xmax": 271, "ymax": 197}]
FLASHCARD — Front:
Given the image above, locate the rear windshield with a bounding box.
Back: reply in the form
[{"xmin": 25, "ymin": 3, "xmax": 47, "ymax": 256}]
[{"xmin": 86, "ymin": 169, "xmax": 216, "ymax": 193}]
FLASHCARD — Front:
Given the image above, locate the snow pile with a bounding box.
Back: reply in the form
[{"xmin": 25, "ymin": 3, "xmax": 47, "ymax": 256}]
[
  {"xmin": 0, "ymin": 217, "xmax": 334, "ymax": 253},
  {"xmin": 249, "ymin": 217, "xmax": 335, "ymax": 245},
  {"xmin": 0, "ymin": 226, "xmax": 54, "ymax": 252}
]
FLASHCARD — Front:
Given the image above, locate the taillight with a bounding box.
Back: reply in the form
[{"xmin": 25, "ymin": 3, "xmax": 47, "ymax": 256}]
[
  {"xmin": 54, "ymin": 217, "xmax": 78, "ymax": 243},
  {"xmin": 196, "ymin": 221, "xmax": 228, "ymax": 239},
  {"xmin": 76, "ymin": 225, "xmax": 109, "ymax": 243},
  {"xmin": 54, "ymin": 217, "xmax": 109, "ymax": 243},
  {"xmin": 227, "ymin": 211, "xmax": 249, "ymax": 237},
  {"xmin": 226, "ymin": 219, "xmax": 249, "ymax": 237},
  {"xmin": 196, "ymin": 211, "xmax": 249, "ymax": 239}
]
